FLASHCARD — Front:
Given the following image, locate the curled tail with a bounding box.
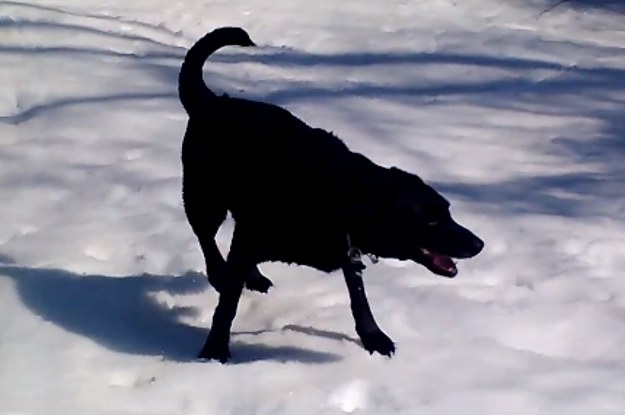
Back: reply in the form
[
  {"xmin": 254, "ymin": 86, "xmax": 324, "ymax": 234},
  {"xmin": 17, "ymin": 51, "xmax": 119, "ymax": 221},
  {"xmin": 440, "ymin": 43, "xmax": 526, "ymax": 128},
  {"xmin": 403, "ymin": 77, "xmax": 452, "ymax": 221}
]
[{"xmin": 178, "ymin": 26, "xmax": 256, "ymax": 115}]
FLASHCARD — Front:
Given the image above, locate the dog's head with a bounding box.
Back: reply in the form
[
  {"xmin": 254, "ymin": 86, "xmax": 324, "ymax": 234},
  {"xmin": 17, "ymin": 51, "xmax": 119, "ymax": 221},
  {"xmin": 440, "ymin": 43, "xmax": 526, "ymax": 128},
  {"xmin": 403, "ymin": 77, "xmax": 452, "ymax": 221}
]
[{"xmin": 352, "ymin": 166, "xmax": 484, "ymax": 277}]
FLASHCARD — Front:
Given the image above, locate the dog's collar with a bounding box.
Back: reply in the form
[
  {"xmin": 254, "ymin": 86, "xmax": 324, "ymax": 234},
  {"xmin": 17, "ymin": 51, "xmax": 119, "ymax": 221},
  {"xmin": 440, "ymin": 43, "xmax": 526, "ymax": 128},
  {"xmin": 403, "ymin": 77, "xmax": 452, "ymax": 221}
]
[{"xmin": 346, "ymin": 233, "xmax": 379, "ymax": 266}]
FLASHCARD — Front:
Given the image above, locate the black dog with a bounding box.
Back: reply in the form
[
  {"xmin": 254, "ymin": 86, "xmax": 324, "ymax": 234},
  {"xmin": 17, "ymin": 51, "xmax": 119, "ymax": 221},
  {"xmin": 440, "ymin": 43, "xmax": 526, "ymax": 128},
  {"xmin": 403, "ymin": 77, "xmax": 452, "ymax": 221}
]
[{"xmin": 177, "ymin": 27, "xmax": 484, "ymax": 363}]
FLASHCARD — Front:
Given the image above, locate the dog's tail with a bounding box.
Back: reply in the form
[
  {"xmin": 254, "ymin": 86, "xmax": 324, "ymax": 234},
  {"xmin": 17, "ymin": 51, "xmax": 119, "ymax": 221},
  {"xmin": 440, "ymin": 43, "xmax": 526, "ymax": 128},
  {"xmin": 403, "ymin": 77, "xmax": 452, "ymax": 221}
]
[{"xmin": 178, "ymin": 26, "xmax": 256, "ymax": 115}]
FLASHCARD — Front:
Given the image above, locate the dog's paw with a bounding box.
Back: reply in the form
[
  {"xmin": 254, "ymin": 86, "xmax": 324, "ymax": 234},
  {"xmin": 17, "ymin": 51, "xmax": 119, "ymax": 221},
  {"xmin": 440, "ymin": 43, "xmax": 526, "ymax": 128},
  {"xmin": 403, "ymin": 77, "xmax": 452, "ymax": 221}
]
[
  {"xmin": 245, "ymin": 268, "xmax": 274, "ymax": 293},
  {"xmin": 358, "ymin": 330, "xmax": 395, "ymax": 358},
  {"xmin": 198, "ymin": 336, "xmax": 231, "ymax": 363}
]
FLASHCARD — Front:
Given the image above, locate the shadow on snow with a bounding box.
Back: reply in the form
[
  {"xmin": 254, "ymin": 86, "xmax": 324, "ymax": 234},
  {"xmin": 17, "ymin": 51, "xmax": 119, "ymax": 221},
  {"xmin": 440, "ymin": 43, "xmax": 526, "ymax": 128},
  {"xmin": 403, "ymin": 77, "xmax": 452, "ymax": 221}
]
[{"xmin": 0, "ymin": 261, "xmax": 343, "ymax": 364}]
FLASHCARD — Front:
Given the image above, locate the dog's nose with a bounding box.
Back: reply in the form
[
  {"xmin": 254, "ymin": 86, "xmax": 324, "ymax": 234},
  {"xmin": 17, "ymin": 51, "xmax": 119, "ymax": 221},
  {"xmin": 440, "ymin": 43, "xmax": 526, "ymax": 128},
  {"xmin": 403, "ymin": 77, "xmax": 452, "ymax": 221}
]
[{"xmin": 472, "ymin": 238, "xmax": 484, "ymax": 254}]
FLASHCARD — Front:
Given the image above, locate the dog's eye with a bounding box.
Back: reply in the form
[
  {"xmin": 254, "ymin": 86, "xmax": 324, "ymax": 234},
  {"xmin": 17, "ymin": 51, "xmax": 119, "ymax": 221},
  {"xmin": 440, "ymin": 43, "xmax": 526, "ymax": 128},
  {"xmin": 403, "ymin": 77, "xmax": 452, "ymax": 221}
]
[{"xmin": 426, "ymin": 220, "xmax": 439, "ymax": 226}]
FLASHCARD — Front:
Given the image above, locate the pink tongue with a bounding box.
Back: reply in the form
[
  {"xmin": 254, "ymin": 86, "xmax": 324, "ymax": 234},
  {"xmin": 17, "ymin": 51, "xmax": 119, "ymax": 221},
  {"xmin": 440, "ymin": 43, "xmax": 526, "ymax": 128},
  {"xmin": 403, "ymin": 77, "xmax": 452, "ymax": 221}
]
[{"xmin": 432, "ymin": 254, "xmax": 456, "ymax": 273}]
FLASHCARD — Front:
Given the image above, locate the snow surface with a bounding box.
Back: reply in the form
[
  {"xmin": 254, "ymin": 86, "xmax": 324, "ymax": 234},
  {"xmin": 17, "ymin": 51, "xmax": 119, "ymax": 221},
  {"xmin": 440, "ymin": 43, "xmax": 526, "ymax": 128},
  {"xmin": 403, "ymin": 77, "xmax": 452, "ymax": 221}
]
[{"xmin": 1, "ymin": 0, "xmax": 625, "ymax": 413}]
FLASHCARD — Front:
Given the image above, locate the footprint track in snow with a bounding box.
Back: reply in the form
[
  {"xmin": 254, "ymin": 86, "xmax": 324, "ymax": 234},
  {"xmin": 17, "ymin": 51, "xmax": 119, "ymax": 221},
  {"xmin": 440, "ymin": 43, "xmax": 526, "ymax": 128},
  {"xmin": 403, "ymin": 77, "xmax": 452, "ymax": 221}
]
[{"xmin": 107, "ymin": 368, "xmax": 157, "ymax": 389}]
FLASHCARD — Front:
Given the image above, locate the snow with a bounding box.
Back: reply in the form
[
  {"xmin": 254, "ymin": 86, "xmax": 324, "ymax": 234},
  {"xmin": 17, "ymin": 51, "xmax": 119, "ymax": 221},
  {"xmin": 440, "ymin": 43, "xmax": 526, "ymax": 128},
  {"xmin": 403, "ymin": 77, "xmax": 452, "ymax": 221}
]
[{"xmin": 1, "ymin": 0, "xmax": 625, "ymax": 413}]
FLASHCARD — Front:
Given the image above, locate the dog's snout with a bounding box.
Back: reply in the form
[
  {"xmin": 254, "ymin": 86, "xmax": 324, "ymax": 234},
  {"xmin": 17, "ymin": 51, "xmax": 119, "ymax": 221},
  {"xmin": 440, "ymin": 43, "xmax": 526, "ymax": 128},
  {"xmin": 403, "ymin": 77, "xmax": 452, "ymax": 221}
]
[
  {"xmin": 455, "ymin": 235, "xmax": 484, "ymax": 258},
  {"xmin": 471, "ymin": 238, "xmax": 484, "ymax": 255}
]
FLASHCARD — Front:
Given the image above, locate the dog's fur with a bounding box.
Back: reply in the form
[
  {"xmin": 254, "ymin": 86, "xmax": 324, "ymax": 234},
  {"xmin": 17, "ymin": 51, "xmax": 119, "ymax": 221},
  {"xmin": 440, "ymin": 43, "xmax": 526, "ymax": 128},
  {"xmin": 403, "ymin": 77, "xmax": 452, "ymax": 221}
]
[{"xmin": 178, "ymin": 27, "xmax": 484, "ymax": 363}]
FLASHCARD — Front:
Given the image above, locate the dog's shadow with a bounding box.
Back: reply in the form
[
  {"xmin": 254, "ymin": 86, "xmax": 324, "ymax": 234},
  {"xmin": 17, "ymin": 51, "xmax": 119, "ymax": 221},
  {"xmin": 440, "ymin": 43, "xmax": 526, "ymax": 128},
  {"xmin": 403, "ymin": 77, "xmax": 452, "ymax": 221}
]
[{"xmin": 0, "ymin": 259, "xmax": 341, "ymax": 364}]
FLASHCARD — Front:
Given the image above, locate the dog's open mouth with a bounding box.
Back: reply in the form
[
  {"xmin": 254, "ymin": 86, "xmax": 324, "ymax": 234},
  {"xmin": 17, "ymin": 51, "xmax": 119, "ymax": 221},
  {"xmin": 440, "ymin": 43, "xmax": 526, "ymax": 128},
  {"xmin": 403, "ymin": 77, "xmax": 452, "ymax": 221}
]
[{"xmin": 420, "ymin": 248, "xmax": 458, "ymax": 277}]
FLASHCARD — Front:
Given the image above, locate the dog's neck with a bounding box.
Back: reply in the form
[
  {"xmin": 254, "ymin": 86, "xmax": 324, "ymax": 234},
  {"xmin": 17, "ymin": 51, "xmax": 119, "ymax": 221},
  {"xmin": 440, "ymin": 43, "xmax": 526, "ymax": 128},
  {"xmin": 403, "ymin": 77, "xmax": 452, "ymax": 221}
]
[{"xmin": 346, "ymin": 232, "xmax": 378, "ymax": 268}]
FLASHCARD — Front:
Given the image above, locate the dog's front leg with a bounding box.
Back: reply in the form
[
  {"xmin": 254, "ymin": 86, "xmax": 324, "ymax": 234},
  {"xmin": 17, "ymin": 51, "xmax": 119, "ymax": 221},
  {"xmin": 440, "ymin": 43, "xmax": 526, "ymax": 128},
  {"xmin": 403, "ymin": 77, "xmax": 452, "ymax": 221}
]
[
  {"xmin": 342, "ymin": 261, "xmax": 395, "ymax": 357},
  {"xmin": 198, "ymin": 230, "xmax": 254, "ymax": 363}
]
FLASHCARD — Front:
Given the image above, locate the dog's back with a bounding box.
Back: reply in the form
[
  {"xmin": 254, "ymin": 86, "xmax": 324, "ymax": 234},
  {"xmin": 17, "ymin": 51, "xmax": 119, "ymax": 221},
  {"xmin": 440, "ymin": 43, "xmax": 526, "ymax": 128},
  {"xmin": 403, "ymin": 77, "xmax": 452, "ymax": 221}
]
[
  {"xmin": 178, "ymin": 27, "xmax": 350, "ymax": 175},
  {"xmin": 178, "ymin": 27, "xmax": 366, "ymax": 267}
]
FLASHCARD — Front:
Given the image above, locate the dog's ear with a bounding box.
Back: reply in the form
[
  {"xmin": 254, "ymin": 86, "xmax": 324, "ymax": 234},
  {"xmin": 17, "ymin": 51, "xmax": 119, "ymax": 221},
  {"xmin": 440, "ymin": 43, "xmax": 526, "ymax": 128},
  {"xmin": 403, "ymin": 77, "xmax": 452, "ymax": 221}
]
[
  {"xmin": 393, "ymin": 196, "xmax": 424, "ymax": 218},
  {"xmin": 346, "ymin": 203, "xmax": 380, "ymax": 222}
]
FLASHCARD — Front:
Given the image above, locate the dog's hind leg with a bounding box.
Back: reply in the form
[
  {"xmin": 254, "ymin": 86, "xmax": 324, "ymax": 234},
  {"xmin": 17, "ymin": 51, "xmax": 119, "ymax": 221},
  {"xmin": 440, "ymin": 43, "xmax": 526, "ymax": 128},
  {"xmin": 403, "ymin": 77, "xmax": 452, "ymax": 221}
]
[
  {"xmin": 342, "ymin": 260, "xmax": 395, "ymax": 357},
  {"xmin": 198, "ymin": 225, "xmax": 255, "ymax": 362},
  {"xmin": 182, "ymin": 184, "xmax": 272, "ymax": 293},
  {"xmin": 183, "ymin": 187, "xmax": 227, "ymax": 291},
  {"xmin": 244, "ymin": 266, "xmax": 273, "ymax": 293}
]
